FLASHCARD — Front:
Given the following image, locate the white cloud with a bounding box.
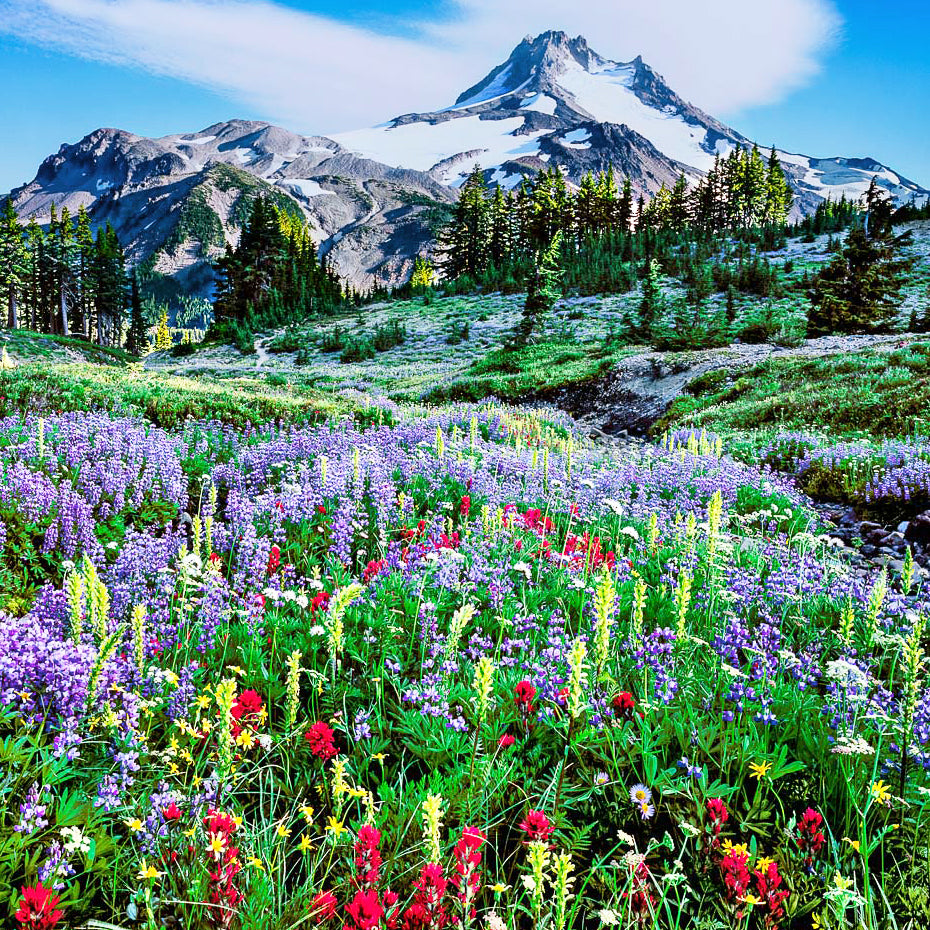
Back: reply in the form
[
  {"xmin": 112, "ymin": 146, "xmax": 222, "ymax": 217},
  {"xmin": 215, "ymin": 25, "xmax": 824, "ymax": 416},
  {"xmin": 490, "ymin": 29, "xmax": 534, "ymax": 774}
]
[{"xmin": 0, "ymin": 0, "xmax": 841, "ymax": 134}]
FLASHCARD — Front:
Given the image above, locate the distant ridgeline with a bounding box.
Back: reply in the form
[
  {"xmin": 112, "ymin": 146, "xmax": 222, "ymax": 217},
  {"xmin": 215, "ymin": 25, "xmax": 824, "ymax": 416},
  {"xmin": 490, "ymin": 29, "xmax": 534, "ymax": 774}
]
[{"xmin": 433, "ymin": 145, "xmax": 927, "ymax": 298}]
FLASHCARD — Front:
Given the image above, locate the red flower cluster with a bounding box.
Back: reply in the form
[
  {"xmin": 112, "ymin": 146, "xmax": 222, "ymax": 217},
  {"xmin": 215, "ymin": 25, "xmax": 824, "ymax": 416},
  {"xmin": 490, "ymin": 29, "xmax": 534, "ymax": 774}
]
[
  {"xmin": 514, "ymin": 680, "xmax": 536, "ymax": 716},
  {"xmin": 401, "ymin": 863, "xmax": 448, "ymax": 930},
  {"xmin": 450, "ymin": 826, "xmax": 486, "ymax": 913},
  {"xmin": 310, "ymin": 890, "xmax": 338, "ymax": 922},
  {"xmin": 460, "ymin": 495, "xmax": 471, "ymax": 518},
  {"xmin": 230, "ymin": 689, "xmax": 264, "ymax": 739},
  {"xmin": 622, "ymin": 859, "xmax": 656, "ymax": 925},
  {"xmin": 354, "ymin": 825, "xmax": 383, "ymax": 888},
  {"xmin": 611, "ymin": 691, "xmax": 637, "ymax": 720},
  {"xmin": 719, "ymin": 848, "xmax": 751, "ymax": 901},
  {"xmin": 304, "ymin": 721, "xmax": 338, "ymax": 760},
  {"xmin": 704, "ymin": 798, "xmax": 729, "ymax": 851},
  {"xmin": 163, "ymin": 802, "xmax": 183, "ymax": 822},
  {"xmin": 519, "ymin": 809, "xmax": 553, "ymax": 843},
  {"xmin": 796, "ymin": 807, "xmax": 826, "ymax": 867},
  {"xmin": 267, "ymin": 544, "xmax": 281, "ymax": 575},
  {"xmin": 364, "ymin": 559, "xmax": 386, "ymax": 583},
  {"xmin": 14, "ymin": 883, "xmax": 63, "ymax": 930},
  {"xmin": 563, "ymin": 532, "xmax": 616, "ymax": 571},
  {"xmin": 346, "ymin": 889, "xmax": 384, "ymax": 930},
  {"xmin": 497, "ymin": 733, "xmax": 516, "ymax": 748},
  {"xmin": 311, "ymin": 591, "xmax": 331, "ymax": 615},
  {"xmin": 753, "ymin": 860, "xmax": 790, "ymax": 929},
  {"xmin": 521, "ymin": 508, "xmax": 553, "ymax": 535},
  {"xmin": 203, "ymin": 810, "xmax": 242, "ymax": 928}
]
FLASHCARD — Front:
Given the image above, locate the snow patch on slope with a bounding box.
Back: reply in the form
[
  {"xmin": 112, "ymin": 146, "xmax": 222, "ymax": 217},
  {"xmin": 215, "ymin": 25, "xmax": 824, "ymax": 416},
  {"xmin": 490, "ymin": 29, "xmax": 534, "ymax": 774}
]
[
  {"xmin": 284, "ymin": 179, "xmax": 336, "ymax": 198},
  {"xmin": 334, "ymin": 116, "xmax": 548, "ymax": 185},
  {"xmin": 555, "ymin": 60, "xmax": 715, "ymax": 170}
]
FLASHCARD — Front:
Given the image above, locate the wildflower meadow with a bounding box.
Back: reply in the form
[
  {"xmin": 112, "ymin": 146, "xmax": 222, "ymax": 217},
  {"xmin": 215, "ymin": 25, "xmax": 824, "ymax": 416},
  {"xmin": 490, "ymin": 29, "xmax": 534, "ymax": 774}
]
[{"xmin": 1, "ymin": 399, "xmax": 928, "ymax": 929}]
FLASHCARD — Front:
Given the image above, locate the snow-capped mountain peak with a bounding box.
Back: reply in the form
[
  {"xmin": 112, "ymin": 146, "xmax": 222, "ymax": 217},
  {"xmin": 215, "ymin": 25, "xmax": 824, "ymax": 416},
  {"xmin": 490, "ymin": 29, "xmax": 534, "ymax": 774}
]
[{"xmin": 332, "ymin": 31, "xmax": 928, "ymax": 213}]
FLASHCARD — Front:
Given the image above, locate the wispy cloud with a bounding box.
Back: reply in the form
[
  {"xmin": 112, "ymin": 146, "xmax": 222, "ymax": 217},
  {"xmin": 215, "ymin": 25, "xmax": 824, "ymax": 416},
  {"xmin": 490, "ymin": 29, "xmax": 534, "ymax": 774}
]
[{"xmin": 0, "ymin": 0, "xmax": 841, "ymax": 134}]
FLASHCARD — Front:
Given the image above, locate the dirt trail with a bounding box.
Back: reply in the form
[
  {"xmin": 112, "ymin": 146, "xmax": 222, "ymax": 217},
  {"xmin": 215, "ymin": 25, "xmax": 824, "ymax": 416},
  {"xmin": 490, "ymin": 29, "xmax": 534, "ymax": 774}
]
[{"xmin": 541, "ymin": 332, "xmax": 916, "ymax": 436}]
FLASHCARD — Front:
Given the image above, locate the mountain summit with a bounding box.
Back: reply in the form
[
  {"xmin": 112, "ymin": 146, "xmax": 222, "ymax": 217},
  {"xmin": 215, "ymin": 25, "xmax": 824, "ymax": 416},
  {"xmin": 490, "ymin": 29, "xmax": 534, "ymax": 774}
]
[{"xmin": 334, "ymin": 30, "xmax": 928, "ymax": 214}]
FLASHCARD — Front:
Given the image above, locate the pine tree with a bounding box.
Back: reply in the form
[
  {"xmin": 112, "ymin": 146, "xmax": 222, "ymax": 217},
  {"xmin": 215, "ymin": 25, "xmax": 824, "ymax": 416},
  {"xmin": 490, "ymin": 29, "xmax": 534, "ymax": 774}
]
[
  {"xmin": 125, "ymin": 270, "xmax": 148, "ymax": 355},
  {"xmin": 639, "ymin": 258, "xmax": 665, "ymax": 339},
  {"xmin": 808, "ymin": 179, "xmax": 915, "ymax": 335},
  {"xmin": 764, "ymin": 146, "xmax": 793, "ymax": 226},
  {"xmin": 0, "ymin": 199, "xmax": 26, "ymax": 329},
  {"xmin": 516, "ymin": 231, "xmax": 563, "ymax": 344},
  {"xmin": 439, "ymin": 165, "xmax": 490, "ymax": 279}
]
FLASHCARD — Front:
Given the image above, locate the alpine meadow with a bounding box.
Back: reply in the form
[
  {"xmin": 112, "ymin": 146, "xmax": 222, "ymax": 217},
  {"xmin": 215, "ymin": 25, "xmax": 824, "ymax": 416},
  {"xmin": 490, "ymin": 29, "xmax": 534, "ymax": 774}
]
[{"xmin": 4, "ymin": 7, "xmax": 930, "ymax": 930}]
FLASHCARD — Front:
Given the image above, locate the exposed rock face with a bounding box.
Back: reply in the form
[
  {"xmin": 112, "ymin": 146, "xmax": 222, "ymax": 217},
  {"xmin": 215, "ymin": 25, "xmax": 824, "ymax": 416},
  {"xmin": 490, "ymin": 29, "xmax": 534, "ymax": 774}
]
[{"xmin": 7, "ymin": 119, "xmax": 454, "ymax": 293}]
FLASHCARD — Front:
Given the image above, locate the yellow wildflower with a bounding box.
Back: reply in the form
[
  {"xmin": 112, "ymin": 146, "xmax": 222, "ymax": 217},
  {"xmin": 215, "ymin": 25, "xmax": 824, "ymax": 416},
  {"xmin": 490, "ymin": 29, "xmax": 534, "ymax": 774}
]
[
  {"xmin": 137, "ymin": 861, "xmax": 162, "ymax": 881},
  {"xmin": 742, "ymin": 894, "xmax": 762, "ymax": 906},
  {"xmin": 844, "ymin": 837, "xmax": 861, "ymax": 853},
  {"xmin": 124, "ymin": 818, "xmax": 144, "ymax": 833},
  {"xmin": 299, "ymin": 835, "xmax": 313, "ymax": 852},
  {"xmin": 276, "ymin": 824, "xmax": 292, "ymax": 839},
  {"xmin": 721, "ymin": 840, "xmax": 749, "ymax": 857},
  {"xmin": 196, "ymin": 694, "xmax": 211, "ymax": 710},
  {"xmin": 371, "ymin": 752, "xmax": 388, "ymax": 763},
  {"xmin": 834, "ymin": 873, "xmax": 853, "ymax": 891},
  {"xmin": 300, "ymin": 804, "xmax": 315, "ymax": 823},
  {"xmin": 754, "ymin": 856, "xmax": 775, "ymax": 873},
  {"xmin": 871, "ymin": 779, "xmax": 892, "ymax": 806},
  {"xmin": 236, "ymin": 730, "xmax": 253, "ymax": 749},
  {"xmin": 748, "ymin": 760, "xmax": 773, "ymax": 780},
  {"xmin": 247, "ymin": 856, "xmax": 264, "ymax": 870},
  {"xmin": 326, "ymin": 816, "xmax": 347, "ymax": 839},
  {"xmin": 208, "ymin": 835, "xmax": 226, "ymax": 854}
]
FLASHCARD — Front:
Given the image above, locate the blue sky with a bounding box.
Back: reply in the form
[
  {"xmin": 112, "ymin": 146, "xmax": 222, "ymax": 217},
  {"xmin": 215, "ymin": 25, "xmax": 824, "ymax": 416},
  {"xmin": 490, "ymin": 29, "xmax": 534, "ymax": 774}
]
[{"xmin": 0, "ymin": 0, "xmax": 927, "ymax": 193}]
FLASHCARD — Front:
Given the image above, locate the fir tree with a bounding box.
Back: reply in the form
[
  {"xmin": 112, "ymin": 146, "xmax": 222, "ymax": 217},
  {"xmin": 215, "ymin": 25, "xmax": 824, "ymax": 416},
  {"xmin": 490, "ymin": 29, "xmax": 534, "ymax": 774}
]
[
  {"xmin": 516, "ymin": 231, "xmax": 562, "ymax": 345},
  {"xmin": 0, "ymin": 199, "xmax": 26, "ymax": 329},
  {"xmin": 808, "ymin": 179, "xmax": 915, "ymax": 335},
  {"xmin": 125, "ymin": 270, "xmax": 148, "ymax": 355},
  {"xmin": 639, "ymin": 258, "xmax": 665, "ymax": 339}
]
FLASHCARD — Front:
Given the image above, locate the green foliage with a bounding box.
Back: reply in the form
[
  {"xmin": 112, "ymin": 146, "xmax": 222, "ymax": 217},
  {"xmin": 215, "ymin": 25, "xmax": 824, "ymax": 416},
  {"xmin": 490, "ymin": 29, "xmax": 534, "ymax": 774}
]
[{"xmin": 659, "ymin": 340, "xmax": 930, "ymax": 438}]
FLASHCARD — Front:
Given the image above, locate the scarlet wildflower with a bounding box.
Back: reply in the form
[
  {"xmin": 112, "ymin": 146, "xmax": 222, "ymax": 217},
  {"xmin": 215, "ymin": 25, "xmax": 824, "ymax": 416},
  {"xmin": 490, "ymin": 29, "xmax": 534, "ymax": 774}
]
[
  {"xmin": 460, "ymin": 495, "xmax": 471, "ymax": 518},
  {"xmin": 622, "ymin": 859, "xmax": 656, "ymax": 924},
  {"xmin": 519, "ymin": 809, "xmax": 553, "ymax": 842},
  {"xmin": 796, "ymin": 808, "xmax": 826, "ymax": 867},
  {"xmin": 401, "ymin": 863, "xmax": 449, "ymax": 930},
  {"xmin": 451, "ymin": 826, "xmax": 486, "ymax": 912},
  {"xmin": 354, "ymin": 824, "xmax": 383, "ymax": 888},
  {"xmin": 497, "ymin": 734, "xmax": 515, "ymax": 748},
  {"xmin": 346, "ymin": 889, "xmax": 383, "ymax": 930},
  {"xmin": 163, "ymin": 802, "xmax": 183, "ymax": 822},
  {"xmin": 612, "ymin": 691, "xmax": 637, "ymax": 720},
  {"xmin": 304, "ymin": 721, "xmax": 338, "ymax": 760},
  {"xmin": 267, "ymin": 544, "xmax": 281, "ymax": 575},
  {"xmin": 310, "ymin": 890, "xmax": 338, "ymax": 922},
  {"xmin": 317, "ymin": 505, "xmax": 327, "ymax": 515},
  {"xmin": 719, "ymin": 848, "xmax": 751, "ymax": 901},
  {"xmin": 363, "ymin": 559, "xmax": 386, "ymax": 583},
  {"xmin": 311, "ymin": 591, "xmax": 331, "ymax": 615},
  {"xmin": 753, "ymin": 860, "xmax": 790, "ymax": 929},
  {"xmin": 230, "ymin": 689, "xmax": 264, "ymax": 739},
  {"xmin": 14, "ymin": 883, "xmax": 63, "ymax": 930},
  {"xmin": 514, "ymin": 680, "xmax": 536, "ymax": 713}
]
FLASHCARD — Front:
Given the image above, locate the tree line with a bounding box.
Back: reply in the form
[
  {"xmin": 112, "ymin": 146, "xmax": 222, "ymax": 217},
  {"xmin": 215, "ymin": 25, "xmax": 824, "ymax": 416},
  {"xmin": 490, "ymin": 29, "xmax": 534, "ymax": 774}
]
[
  {"xmin": 0, "ymin": 199, "xmax": 144, "ymax": 349},
  {"xmin": 212, "ymin": 197, "xmax": 346, "ymax": 350},
  {"xmin": 439, "ymin": 143, "xmax": 794, "ymax": 288}
]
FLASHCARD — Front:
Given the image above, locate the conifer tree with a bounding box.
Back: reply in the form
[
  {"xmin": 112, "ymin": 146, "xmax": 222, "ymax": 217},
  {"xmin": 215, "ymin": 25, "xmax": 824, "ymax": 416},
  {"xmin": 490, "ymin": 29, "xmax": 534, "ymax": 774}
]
[
  {"xmin": 125, "ymin": 270, "xmax": 148, "ymax": 355},
  {"xmin": 809, "ymin": 179, "xmax": 915, "ymax": 335},
  {"xmin": 639, "ymin": 258, "xmax": 665, "ymax": 339},
  {"xmin": 0, "ymin": 199, "xmax": 26, "ymax": 329},
  {"xmin": 516, "ymin": 231, "xmax": 562, "ymax": 344}
]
